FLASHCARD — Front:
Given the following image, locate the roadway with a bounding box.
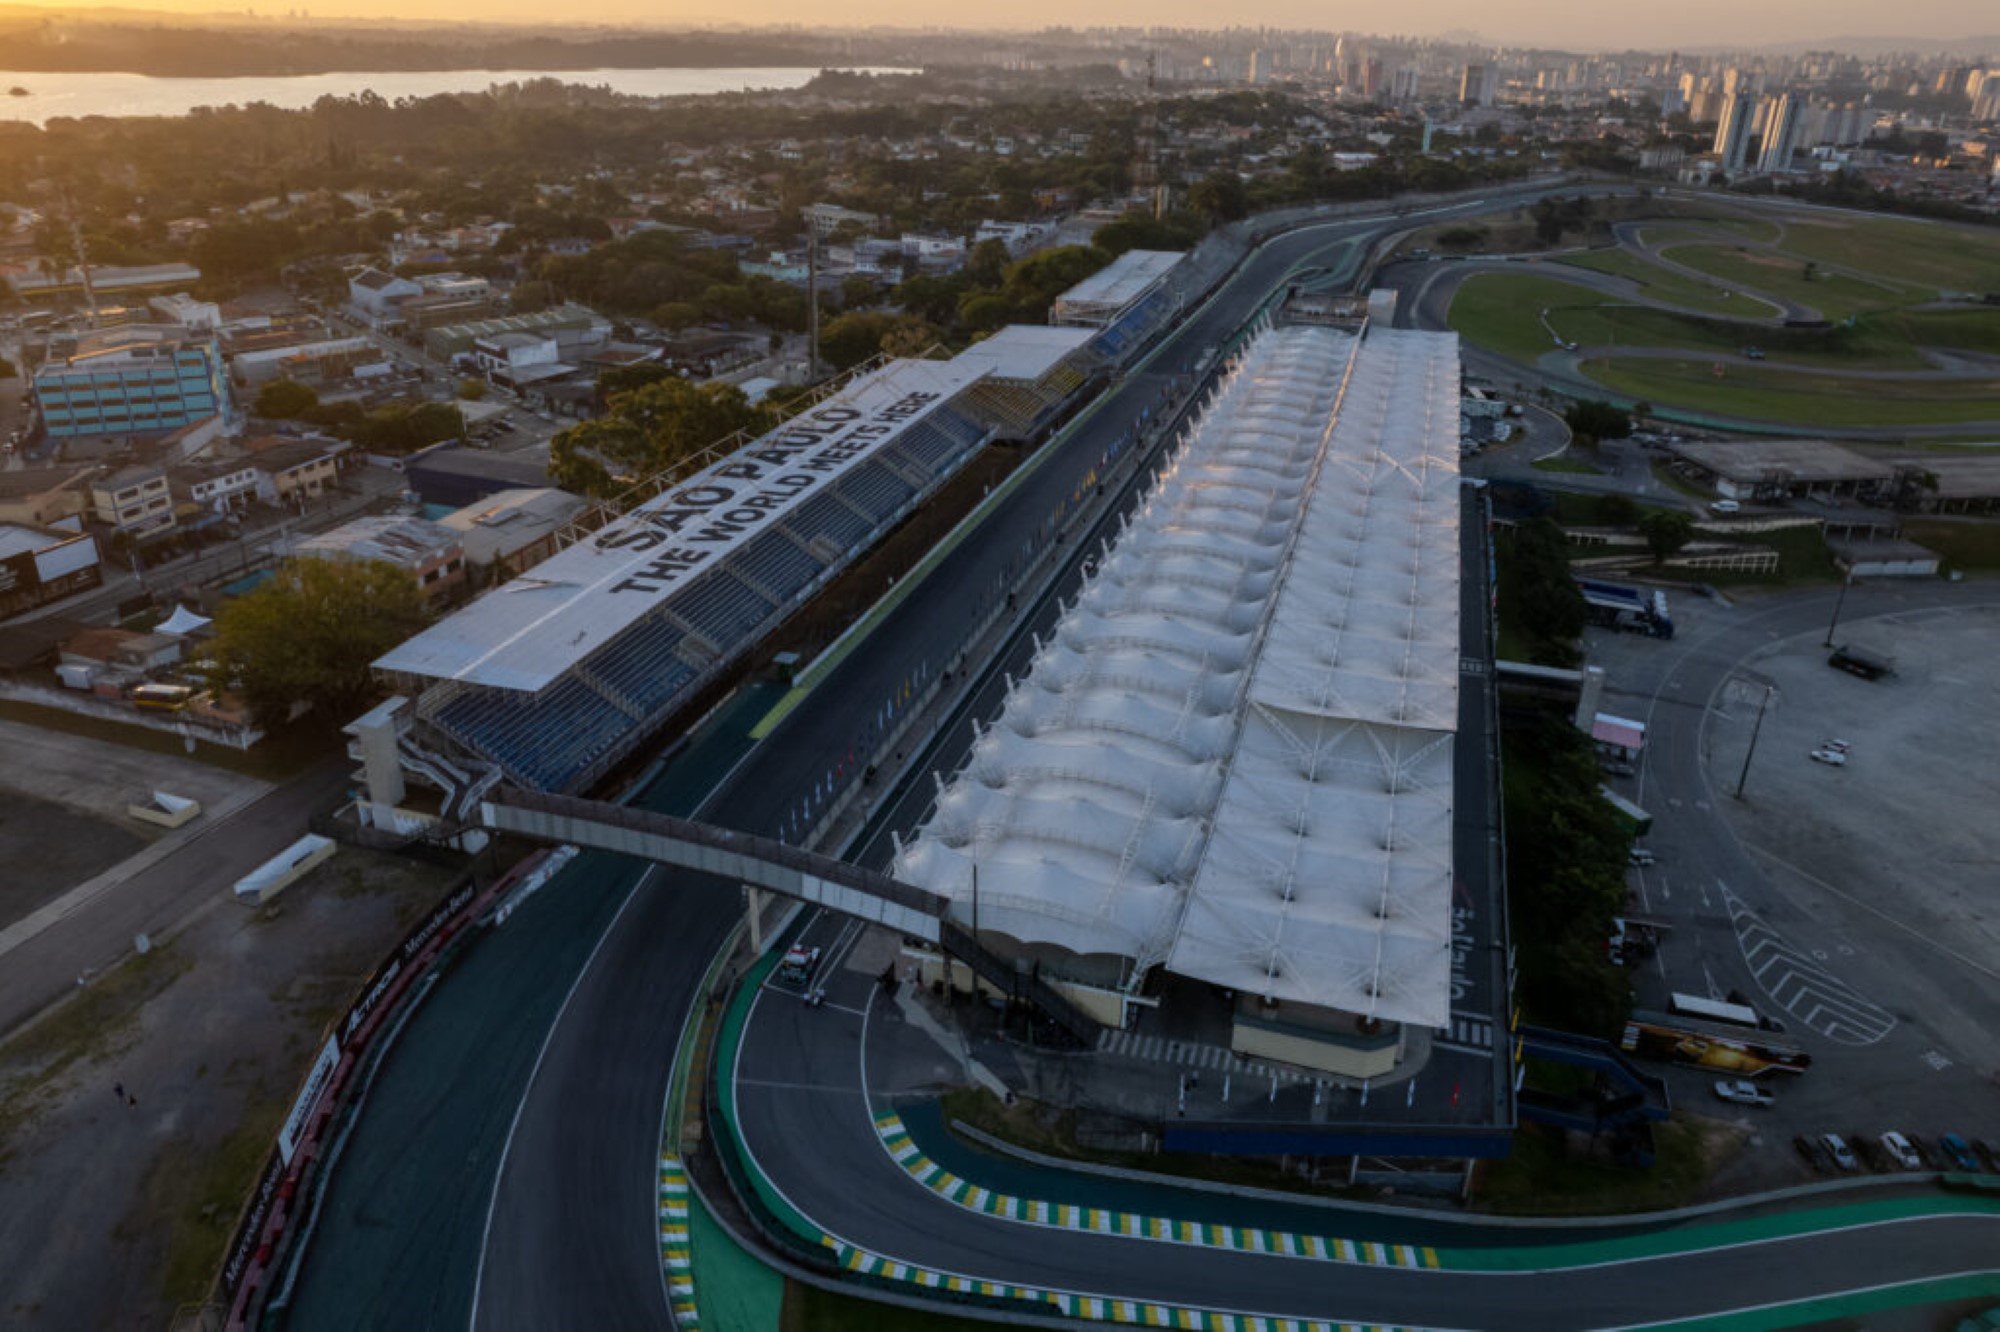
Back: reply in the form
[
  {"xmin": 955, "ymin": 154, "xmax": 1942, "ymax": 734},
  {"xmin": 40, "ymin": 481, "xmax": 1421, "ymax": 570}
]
[
  {"xmin": 729, "ymin": 958, "xmax": 1999, "ymax": 1330},
  {"xmin": 284, "ymin": 178, "xmax": 1922, "ymax": 1332}
]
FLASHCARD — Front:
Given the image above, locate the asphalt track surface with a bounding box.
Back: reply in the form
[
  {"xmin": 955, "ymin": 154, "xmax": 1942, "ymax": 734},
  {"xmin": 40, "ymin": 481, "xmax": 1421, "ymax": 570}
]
[
  {"xmin": 276, "ymin": 183, "xmax": 1997, "ymax": 1332},
  {"xmin": 735, "ymin": 973, "xmax": 2000, "ymax": 1331}
]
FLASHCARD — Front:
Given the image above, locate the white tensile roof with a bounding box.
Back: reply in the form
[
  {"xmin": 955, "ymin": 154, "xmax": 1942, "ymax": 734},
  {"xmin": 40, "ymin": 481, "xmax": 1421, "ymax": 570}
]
[{"xmin": 895, "ymin": 323, "xmax": 1461, "ymax": 1028}]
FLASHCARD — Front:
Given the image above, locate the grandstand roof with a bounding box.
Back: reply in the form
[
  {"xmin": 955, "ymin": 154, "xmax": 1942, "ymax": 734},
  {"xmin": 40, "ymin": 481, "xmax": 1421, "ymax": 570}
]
[
  {"xmin": 950, "ymin": 325, "xmax": 1096, "ymax": 383},
  {"xmin": 1051, "ymin": 250, "xmax": 1185, "ymax": 321},
  {"xmin": 894, "ymin": 324, "xmax": 1461, "ymax": 1028},
  {"xmin": 374, "ymin": 358, "xmax": 989, "ymax": 693}
]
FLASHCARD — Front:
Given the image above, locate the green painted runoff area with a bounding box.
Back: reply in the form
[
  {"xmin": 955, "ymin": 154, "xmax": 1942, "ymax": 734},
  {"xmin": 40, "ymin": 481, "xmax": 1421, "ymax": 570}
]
[
  {"xmin": 1630, "ymin": 1272, "xmax": 2000, "ymax": 1331},
  {"xmin": 687, "ymin": 1192, "xmax": 783, "ymax": 1332}
]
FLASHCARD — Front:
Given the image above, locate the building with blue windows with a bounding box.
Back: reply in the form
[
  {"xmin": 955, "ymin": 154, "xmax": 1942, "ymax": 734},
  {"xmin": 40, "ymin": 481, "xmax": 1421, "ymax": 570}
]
[{"xmin": 32, "ymin": 326, "xmax": 231, "ymax": 441}]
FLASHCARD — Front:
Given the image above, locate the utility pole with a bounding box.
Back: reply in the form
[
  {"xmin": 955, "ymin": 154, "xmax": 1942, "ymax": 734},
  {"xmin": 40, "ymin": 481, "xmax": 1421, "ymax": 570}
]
[
  {"xmin": 1733, "ymin": 681, "xmax": 1774, "ymax": 801},
  {"xmin": 1822, "ymin": 569, "xmax": 1853, "ymax": 648},
  {"xmin": 970, "ymin": 861, "xmax": 980, "ymax": 944},
  {"xmin": 806, "ymin": 224, "xmax": 821, "ymax": 383}
]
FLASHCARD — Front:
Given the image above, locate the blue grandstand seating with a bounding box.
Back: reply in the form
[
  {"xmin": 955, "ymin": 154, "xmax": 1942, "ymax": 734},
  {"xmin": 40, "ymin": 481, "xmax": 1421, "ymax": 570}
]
[
  {"xmin": 582, "ymin": 612, "xmax": 700, "ymax": 715},
  {"xmin": 1087, "ymin": 287, "xmax": 1173, "ymax": 365},
  {"xmin": 786, "ymin": 490, "xmax": 876, "ymax": 551},
  {"xmin": 725, "ymin": 531, "xmax": 826, "ymax": 604},
  {"xmin": 835, "ymin": 464, "xmax": 916, "ymax": 521},
  {"xmin": 435, "ymin": 675, "xmax": 633, "ymax": 791},
  {"xmin": 883, "ymin": 407, "xmax": 986, "ymax": 478},
  {"xmin": 672, "ymin": 569, "xmax": 778, "ymax": 645}
]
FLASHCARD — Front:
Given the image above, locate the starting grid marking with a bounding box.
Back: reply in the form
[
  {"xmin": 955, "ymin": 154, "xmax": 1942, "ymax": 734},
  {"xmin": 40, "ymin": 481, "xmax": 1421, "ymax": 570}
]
[
  {"xmin": 1721, "ymin": 886, "xmax": 1896, "ymax": 1047},
  {"xmin": 658, "ymin": 1156, "xmax": 700, "ymax": 1330},
  {"xmin": 872, "ymin": 1110, "xmax": 1440, "ymax": 1275},
  {"xmin": 1096, "ymin": 1029, "xmax": 1330, "ymax": 1092},
  {"xmin": 827, "ymin": 1233, "xmax": 1411, "ymax": 1332}
]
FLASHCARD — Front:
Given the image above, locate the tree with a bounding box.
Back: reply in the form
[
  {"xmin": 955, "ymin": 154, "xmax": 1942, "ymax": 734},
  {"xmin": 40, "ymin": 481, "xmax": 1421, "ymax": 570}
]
[
  {"xmin": 210, "ymin": 559, "xmax": 430, "ymax": 725},
  {"xmin": 1594, "ymin": 494, "xmax": 1640, "ymax": 528},
  {"xmin": 957, "ymin": 292, "xmax": 1014, "ymax": 334},
  {"xmin": 1188, "ymin": 170, "xmax": 1249, "ymax": 224},
  {"xmin": 818, "ymin": 310, "xmax": 901, "ymax": 371},
  {"xmin": 1435, "ymin": 224, "xmax": 1488, "ymax": 251},
  {"xmin": 1563, "ymin": 399, "xmax": 1632, "ymax": 445},
  {"xmin": 964, "ymin": 237, "xmax": 1011, "ymax": 289},
  {"xmin": 839, "ymin": 274, "xmax": 879, "ymax": 310},
  {"xmin": 0, "ymin": 354, "xmax": 15, "ymax": 379},
  {"xmin": 879, "ymin": 316, "xmax": 941, "ymax": 359},
  {"xmin": 1638, "ymin": 510, "xmax": 1694, "ymax": 565},
  {"xmin": 552, "ymin": 376, "xmax": 770, "ymax": 497},
  {"xmin": 456, "ymin": 378, "xmax": 487, "ymax": 401},
  {"xmin": 255, "ymin": 378, "xmax": 319, "ymax": 420},
  {"xmin": 1497, "ymin": 517, "xmax": 1586, "ymax": 667}
]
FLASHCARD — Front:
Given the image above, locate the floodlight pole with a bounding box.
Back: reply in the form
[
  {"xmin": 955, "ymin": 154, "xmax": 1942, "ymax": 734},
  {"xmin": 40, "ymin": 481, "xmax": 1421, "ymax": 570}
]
[{"xmin": 1733, "ymin": 682, "xmax": 1774, "ymax": 801}]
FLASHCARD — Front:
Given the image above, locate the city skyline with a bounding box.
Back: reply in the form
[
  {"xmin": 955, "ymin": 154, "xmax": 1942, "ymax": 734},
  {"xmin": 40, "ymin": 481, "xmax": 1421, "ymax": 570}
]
[{"xmin": 3, "ymin": 0, "xmax": 2000, "ymax": 54}]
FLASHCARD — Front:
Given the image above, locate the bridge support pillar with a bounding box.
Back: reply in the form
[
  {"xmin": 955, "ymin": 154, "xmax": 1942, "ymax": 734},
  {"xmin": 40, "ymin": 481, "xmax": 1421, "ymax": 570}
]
[{"xmin": 744, "ymin": 885, "xmax": 768, "ymax": 952}]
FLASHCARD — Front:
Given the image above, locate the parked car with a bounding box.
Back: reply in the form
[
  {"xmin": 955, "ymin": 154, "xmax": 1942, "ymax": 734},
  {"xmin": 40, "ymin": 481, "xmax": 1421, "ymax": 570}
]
[
  {"xmin": 1713, "ymin": 1079, "xmax": 1774, "ymax": 1107},
  {"xmin": 1628, "ymin": 847, "xmax": 1657, "ymax": 867},
  {"xmin": 1880, "ymin": 1132, "xmax": 1923, "ymax": 1170},
  {"xmin": 1742, "ymin": 346, "xmax": 1766, "ymax": 360},
  {"xmin": 1710, "ymin": 499, "xmax": 1741, "ymax": 514},
  {"xmin": 1822, "ymin": 739, "xmax": 1852, "ymax": 753},
  {"xmin": 1939, "ymin": 1134, "xmax": 1980, "ymax": 1171},
  {"xmin": 1820, "ymin": 1134, "xmax": 1859, "ymax": 1171},
  {"xmin": 1971, "ymin": 1139, "xmax": 2000, "ymax": 1173},
  {"xmin": 1794, "ymin": 1135, "xmax": 1828, "ymax": 1172},
  {"xmin": 1809, "ymin": 748, "xmax": 1849, "ymax": 766}
]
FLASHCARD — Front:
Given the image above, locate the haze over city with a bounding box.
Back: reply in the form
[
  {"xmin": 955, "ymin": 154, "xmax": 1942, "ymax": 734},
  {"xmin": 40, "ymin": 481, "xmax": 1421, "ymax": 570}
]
[{"xmin": 0, "ymin": 0, "xmax": 1996, "ymax": 50}]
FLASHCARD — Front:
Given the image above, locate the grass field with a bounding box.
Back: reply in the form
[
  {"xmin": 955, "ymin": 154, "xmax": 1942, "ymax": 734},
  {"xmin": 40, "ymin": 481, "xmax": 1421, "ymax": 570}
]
[
  {"xmin": 1773, "ymin": 216, "xmax": 2000, "ymax": 294},
  {"xmin": 1659, "ymin": 243, "xmax": 1925, "ymax": 320},
  {"xmin": 1638, "ymin": 216, "xmax": 1783, "ymax": 247},
  {"xmin": 1445, "ymin": 272, "xmax": 1594, "ymax": 362},
  {"xmin": 1582, "ymin": 356, "xmax": 2000, "ymax": 427},
  {"xmin": 1557, "ymin": 247, "xmax": 1779, "ymax": 318},
  {"xmin": 1450, "ymin": 272, "xmax": 1980, "ymax": 373}
]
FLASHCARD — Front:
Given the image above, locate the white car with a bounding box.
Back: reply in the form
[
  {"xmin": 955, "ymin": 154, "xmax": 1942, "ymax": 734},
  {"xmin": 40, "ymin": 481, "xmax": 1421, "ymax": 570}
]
[
  {"xmin": 1809, "ymin": 748, "xmax": 1848, "ymax": 766},
  {"xmin": 1710, "ymin": 499, "xmax": 1741, "ymax": 514},
  {"xmin": 1628, "ymin": 847, "xmax": 1657, "ymax": 867},
  {"xmin": 1880, "ymin": 1131, "xmax": 1923, "ymax": 1170},
  {"xmin": 1820, "ymin": 1133, "xmax": 1860, "ymax": 1171},
  {"xmin": 1822, "ymin": 739, "xmax": 1852, "ymax": 754},
  {"xmin": 1713, "ymin": 1079, "xmax": 1774, "ymax": 1107}
]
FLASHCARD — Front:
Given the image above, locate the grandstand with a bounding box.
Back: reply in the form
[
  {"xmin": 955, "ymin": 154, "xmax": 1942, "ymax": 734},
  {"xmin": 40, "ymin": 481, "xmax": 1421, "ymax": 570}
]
[
  {"xmin": 893, "ymin": 320, "xmax": 1464, "ymax": 1079},
  {"xmin": 1047, "ymin": 249, "xmax": 1187, "ymax": 369},
  {"xmin": 950, "ymin": 325, "xmax": 1098, "ymax": 441},
  {"xmin": 375, "ymin": 357, "xmax": 993, "ymax": 793}
]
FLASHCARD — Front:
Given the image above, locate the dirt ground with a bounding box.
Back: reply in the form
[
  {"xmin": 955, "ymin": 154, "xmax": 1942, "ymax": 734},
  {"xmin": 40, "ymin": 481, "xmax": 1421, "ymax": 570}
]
[
  {"xmin": 0, "ymin": 846, "xmax": 459, "ymax": 1331},
  {"xmin": 0, "ymin": 794, "xmax": 147, "ymax": 926}
]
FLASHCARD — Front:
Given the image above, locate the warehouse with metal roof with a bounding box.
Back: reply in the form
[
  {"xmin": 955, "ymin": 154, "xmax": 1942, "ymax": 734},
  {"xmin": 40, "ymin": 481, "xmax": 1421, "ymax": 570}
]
[{"xmin": 893, "ymin": 321, "xmax": 1463, "ymax": 1078}]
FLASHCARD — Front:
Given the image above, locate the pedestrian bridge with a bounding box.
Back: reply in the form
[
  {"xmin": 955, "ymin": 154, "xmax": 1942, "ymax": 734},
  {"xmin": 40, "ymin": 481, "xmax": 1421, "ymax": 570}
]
[{"xmin": 478, "ymin": 787, "xmax": 1098, "ymax": 1042}]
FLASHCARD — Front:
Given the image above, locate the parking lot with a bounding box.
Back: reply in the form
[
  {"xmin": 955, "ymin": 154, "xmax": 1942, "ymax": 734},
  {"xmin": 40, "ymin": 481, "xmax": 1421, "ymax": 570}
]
[{"xmin": 1583, "ymin": 586, "xmax": 2000, "ymax": 1190}]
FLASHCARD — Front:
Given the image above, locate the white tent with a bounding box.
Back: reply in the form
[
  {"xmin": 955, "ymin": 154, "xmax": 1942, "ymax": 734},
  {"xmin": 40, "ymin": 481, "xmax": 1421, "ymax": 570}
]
[{"xmin": 157, "ymin": 604, "xmax": 213, "ymax": 637}]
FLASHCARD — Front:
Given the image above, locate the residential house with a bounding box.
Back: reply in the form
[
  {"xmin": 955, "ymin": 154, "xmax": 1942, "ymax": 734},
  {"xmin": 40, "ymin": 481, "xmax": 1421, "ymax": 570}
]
[
  {"xmin": 0, "ymin": 466, "xmax": 93, "ymax": 527},
  {"xmin": 90, "ymin": 464, "xmax": 176, "ymax": 539},
  {"xmin": 293, "ymin": 515, "xmax": 466, "ymax": 604},
  {"xmin": 347, "ymin": 268, "xmax": 423, "ymax": 325},
  {"xmin": 0, "ymin": 522, "xmax": 103, "ymax": 619},
  {"xmin": 171, "ymin": 458, "xmax": 261, "ymax": 517},
  {"xmin": 246, "ymin": 437, "xmax": 345, "ymax": 507}
]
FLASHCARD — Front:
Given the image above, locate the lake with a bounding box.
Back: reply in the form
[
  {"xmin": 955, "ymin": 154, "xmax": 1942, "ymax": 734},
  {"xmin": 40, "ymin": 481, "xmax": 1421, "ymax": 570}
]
[{"xmin": 0, "ymin": 66, "xmax": 903, "ymax": 125}]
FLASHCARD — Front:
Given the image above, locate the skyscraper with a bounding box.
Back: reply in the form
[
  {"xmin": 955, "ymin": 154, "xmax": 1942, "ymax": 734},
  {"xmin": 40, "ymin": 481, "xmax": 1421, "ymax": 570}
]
[
  {"xmin": 1459, "ymin": 63, "xmax": 1497, "ymax": 107},
  {"xmin": 1757, "ymin": 93, "xmax": 1799, "ymax": 173},
  {"xmin": 1713, "ymin": 90, "xmax": 1753, "ymax": 172}
]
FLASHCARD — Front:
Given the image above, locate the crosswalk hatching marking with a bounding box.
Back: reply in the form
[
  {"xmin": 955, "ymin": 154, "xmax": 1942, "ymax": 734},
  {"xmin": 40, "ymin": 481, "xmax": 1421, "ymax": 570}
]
[
  {"xmin": 1095, "ymin": 1028, "xmax": 1324, "ymax": 1090},
  {"xmin": 1721, "ymin": 886, "xmax": 1896, "ymax": 1046},
  {"xmin": 1444, "ymin": 1014, "xmax": 1495, "ymax": 1051}
]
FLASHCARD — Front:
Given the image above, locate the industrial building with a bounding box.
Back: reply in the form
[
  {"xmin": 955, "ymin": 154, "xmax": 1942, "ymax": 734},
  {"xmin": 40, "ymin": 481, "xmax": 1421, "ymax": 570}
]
[
  {"xmin": 31, "ymin": 326, "xmax": 231, "ymax": 441},
  {"xmin": 1664, "ymin": 439, "xmax": 1896, "ymax": 501},
  {"xmin": 895, "ymin": 322, "xmax": 1464, "ymax": 1080}
]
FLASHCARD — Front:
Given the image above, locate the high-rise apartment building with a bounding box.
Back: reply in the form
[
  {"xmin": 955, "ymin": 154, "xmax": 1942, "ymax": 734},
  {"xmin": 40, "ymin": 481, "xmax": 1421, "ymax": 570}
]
[
  {"xmin": 1713, "ymin": 90, "xmax": 1754, "ymax": 172},
  {"xmin": 1459, "ymin": 63, "xmax": 1497, "ymax": 107},
  {"xmin": 1757, "ymin": 93, "xmax": 1800, "ymax": 172}
]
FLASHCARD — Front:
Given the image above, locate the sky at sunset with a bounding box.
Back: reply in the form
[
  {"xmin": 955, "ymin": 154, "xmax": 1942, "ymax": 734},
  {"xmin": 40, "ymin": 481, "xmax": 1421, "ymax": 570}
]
[{"xmin": 4, "ymin": 0, "xmax": 1995, "ymax": 48}]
